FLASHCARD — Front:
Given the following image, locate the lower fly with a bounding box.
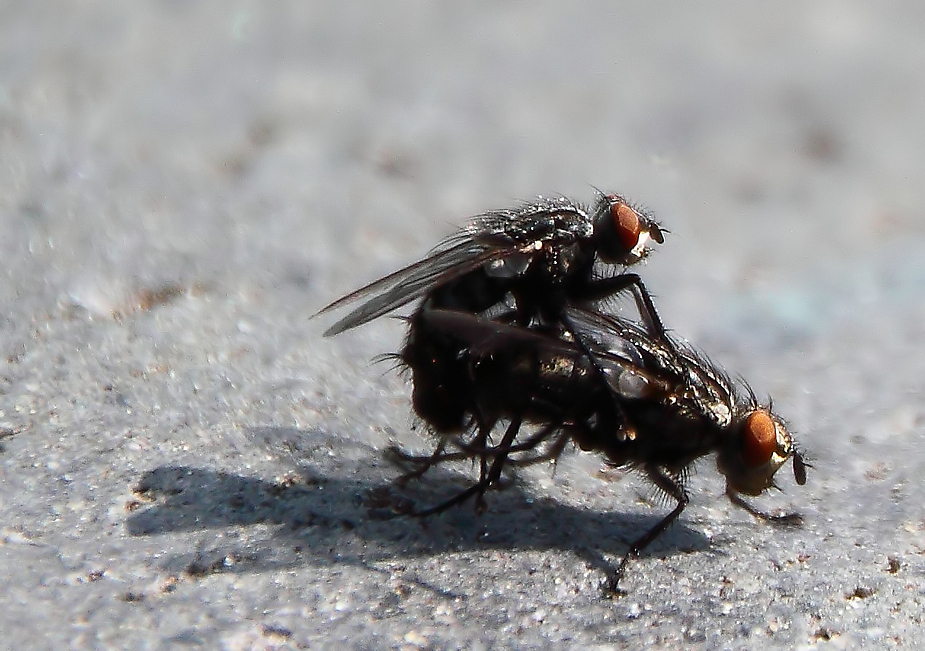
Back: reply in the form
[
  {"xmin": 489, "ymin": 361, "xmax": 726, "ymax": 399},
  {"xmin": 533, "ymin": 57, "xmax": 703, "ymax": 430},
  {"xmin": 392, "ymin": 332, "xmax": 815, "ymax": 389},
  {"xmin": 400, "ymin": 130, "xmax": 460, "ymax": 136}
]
[{"xmin": 379, "ymin": 308, "xmax": 807, "ymax": 594}]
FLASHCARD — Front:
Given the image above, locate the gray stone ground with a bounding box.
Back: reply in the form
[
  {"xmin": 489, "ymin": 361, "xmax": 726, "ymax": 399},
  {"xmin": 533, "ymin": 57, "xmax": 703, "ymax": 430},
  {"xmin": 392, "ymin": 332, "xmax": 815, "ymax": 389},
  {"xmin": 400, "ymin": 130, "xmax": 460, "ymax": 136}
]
[{"xmin": 2, "ymin": 2, "xmax": 925, "ymax": 649}]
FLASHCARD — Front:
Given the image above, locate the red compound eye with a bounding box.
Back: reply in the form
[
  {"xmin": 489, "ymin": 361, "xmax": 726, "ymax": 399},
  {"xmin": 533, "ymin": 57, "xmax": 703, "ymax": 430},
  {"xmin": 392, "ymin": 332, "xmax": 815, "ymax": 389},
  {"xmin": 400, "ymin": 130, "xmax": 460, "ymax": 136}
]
[
  {"xmin": 611, "ymin": 201, "xmax": 642, "ymax": 252},
  {"xmin": 742, "ymin": 410, "xmax": 777, "ymax": 467}
]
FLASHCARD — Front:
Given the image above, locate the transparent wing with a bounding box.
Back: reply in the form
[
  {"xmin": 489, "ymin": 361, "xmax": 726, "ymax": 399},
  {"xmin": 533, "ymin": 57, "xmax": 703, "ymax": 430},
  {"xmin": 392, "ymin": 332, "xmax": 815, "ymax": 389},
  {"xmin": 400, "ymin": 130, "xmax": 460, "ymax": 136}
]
[
  {"xmin": 316, "ymin": 236, "xmax": 509, "ymax": 336},
  {"xmin": 315, "ymin": 197, "xmax": 593, "ymax": 337},
  {"xmin": 567, "ymin": 307, "xmax": 677, "ymax": 368},
  {"xmin": 568, "ymin": 306, "xmax": 738, "ymax": 420},
  {"xmin": 418, "ymin": 308, "xmax": 670, "ymax": 392}
]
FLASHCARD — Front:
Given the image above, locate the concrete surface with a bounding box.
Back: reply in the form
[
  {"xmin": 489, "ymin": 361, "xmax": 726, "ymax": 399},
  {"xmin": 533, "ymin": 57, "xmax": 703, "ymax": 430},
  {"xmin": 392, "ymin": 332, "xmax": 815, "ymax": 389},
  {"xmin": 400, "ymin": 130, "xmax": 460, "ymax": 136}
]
[{"xmin": 2, "ymin": 2, "xmax": 925, "ymax": 649}]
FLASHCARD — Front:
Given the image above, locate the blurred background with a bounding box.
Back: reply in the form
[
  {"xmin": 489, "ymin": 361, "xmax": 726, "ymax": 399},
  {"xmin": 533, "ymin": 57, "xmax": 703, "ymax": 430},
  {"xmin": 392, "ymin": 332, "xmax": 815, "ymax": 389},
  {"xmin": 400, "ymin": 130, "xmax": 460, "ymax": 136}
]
[
  {"xmin": 2, "ymin": 2, "xmax": 925, "ymax": 647},
  {"xmin": 5, "ymin": 3, "xmax": 923, "ymax": 332}
]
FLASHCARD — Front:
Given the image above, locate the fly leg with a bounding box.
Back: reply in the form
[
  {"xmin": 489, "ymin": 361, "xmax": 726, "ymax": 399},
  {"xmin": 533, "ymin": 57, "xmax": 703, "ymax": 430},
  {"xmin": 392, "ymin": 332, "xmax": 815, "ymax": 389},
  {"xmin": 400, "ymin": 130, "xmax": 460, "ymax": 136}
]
[
  {"xmin": 411, "ymin": 416, "xmax": 523, "ymax": 517},
  {"xmin": 574, "ymin": 272, "xmax": 668, "ymax": 341},
  {"xmin": 386, "ymin": 438, "xmax": 448, "ymax": 485},
  {"xmin": 438, "ymin": 422, "xmax": 568, "ymax": 468},
  {"xmin": 726, "ymin": 486, "xmax": 803, "ymax": 526},
  {"xmin": 456, "ymin": 420, "xmax": 559, "ymax": 458},
  {"xmin": 604, "ymin": 466, "xmax": 689, "ymax": 596},
  {"xmin": 506, "ymin": 428, "xmax": 571, "ymax": 467},
  {"xmin": 387, "ymin": 438, "xmax": 506, "ymax": 469},
  {"xmin": 475, "ymin": 420, "xmax": 491, "ymax": 504}
]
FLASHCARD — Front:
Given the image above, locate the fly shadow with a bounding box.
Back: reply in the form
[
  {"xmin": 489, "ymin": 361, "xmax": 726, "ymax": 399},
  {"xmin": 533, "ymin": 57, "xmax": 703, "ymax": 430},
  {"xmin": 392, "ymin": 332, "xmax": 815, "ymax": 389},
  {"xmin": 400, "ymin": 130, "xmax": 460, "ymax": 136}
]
[{"xmin": 125, "ymin": 426, "xmax": 713, "ymax": 586}]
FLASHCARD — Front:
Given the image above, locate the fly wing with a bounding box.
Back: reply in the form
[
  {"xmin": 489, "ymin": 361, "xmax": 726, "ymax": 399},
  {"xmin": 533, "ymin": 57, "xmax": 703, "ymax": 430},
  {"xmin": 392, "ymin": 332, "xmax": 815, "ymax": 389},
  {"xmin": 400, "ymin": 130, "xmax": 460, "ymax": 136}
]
[
  {"xmin": 420, "ymin": 308, "xmax": 669, "ymax": 393},
  {"xmin": 316, "ymin": 236, "xmax": 507, "ymax": 336},
  {"xmin": 418, "ymin": 308, "xmax": 579, "ymax": 358},
  {"xmin": 570, "ymin": 306, "xmax": 738, "ymax": 424},
  {"xmin": 315, "ymin": 197, "xmax": 593, "ymax": 337},
  {"xmin": 565, "ymin": 307, "xmax": 680, "ymax": 394}
]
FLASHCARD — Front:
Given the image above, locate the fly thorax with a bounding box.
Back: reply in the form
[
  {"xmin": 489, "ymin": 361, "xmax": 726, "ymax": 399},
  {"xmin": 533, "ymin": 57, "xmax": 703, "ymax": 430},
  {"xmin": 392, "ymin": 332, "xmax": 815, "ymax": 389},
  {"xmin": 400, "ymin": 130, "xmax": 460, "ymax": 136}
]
[
  {"xmin": 485, "ymin": 252, "xmax": 531, "ymax": 278},
  {"xmin": 548, "ymin": 242, "xmax": 581, "ymax": 276},
  {"xmin": 541, "ymin": 355, "xmax": 579, "ymax": 381},
  {"xmin": 682, "ymin": 384, "xmax": 733, "ymax": 428}
]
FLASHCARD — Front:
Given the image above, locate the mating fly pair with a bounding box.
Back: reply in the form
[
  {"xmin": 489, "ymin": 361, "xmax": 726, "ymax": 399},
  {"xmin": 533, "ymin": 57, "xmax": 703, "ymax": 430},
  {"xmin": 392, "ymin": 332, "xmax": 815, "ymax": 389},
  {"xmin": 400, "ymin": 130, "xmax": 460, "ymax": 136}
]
[{"xmin": 316, "ymin": 192, "xmax": 807, "ymax": 591}]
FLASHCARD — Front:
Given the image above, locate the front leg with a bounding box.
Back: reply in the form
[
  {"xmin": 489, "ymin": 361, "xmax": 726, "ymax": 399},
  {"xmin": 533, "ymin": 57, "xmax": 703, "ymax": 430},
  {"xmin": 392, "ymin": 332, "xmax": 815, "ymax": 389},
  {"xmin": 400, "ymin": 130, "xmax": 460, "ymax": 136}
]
[
  {"xmin": 726, "ymin": 486, "xmax": 803, "ymax": 526},
  {"xmin": 574, "ymin": 273, "xmax": 668, "ymax": 341}
]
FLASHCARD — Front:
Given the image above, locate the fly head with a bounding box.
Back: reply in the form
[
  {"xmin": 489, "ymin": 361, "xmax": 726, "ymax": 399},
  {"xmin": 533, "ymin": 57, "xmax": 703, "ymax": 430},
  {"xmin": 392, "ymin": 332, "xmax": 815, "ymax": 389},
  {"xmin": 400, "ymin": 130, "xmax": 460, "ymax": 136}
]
[
  {"xmin": 719, "ymin": 408, "xmax": 804, "ymax": 497},
  {"xmin": 593, "ymin": 193, "xmax": 665, "ymax": 265}
]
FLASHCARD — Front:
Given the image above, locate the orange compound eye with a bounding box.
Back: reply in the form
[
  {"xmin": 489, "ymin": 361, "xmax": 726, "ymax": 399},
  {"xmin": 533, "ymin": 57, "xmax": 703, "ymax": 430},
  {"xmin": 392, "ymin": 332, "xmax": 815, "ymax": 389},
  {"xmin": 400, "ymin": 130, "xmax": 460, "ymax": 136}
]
[
  {"xmin": 611, "ymin": 201, "xmax": 642, "ymax": 252},
  {"xmin": 742, "ymin": 410, "xmax": 777, "ymax": 467}
]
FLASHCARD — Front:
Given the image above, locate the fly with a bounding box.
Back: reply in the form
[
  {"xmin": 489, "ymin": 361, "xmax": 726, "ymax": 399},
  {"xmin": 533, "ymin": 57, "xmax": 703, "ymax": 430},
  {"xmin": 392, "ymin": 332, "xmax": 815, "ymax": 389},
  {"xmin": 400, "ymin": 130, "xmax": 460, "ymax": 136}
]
[
  {"xmin": 384, "ymin": 308, "xmax": 808, "ymax": 594},
  {"xmin": 316, "ymin": 192, "xmax": 665, "ymax": 335},
  {"xmin": 317, "ymin": 192, "xmax": 669, "ymax": 434}
]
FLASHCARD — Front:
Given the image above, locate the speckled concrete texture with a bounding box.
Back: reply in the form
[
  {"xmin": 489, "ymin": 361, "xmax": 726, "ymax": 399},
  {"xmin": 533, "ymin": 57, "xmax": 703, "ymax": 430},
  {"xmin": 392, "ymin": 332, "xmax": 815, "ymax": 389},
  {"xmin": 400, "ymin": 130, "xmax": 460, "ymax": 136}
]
[{"xmin": 2, "ymin": 3, "xmax": 925, "ymax": 649}]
